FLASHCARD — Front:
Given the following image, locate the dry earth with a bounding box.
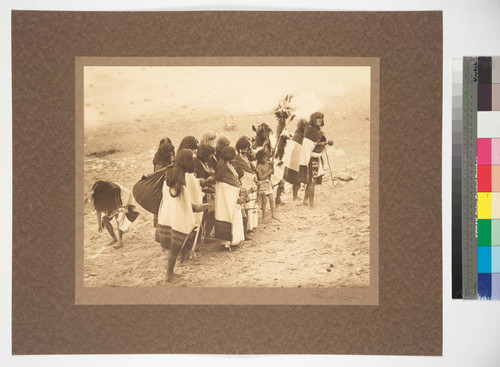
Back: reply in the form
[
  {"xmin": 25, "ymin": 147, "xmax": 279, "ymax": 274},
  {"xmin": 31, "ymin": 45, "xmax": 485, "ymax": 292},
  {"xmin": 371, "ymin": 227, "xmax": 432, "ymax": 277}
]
[{"xmin": 82, "ymin": 67, "xmax": 371, "ymax": 288}]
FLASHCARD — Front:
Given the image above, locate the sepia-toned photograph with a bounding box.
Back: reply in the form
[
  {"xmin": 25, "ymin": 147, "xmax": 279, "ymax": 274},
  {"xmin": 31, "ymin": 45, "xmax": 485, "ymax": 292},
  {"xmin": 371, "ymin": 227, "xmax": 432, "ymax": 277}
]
[{"xmin": 77, "ymin": 58, "xmax": 377, "ymax": 303}]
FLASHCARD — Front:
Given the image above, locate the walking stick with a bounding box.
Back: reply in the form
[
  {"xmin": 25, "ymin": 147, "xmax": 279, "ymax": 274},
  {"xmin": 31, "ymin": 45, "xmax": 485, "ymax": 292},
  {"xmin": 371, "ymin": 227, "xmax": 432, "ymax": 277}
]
[
  {"xmin": 323, "ymin": 149, "xmax": 336, "ymax": 192},
  {"xmin": 190, "ymin": 225, "xmax": 202, "ymax": 258}
]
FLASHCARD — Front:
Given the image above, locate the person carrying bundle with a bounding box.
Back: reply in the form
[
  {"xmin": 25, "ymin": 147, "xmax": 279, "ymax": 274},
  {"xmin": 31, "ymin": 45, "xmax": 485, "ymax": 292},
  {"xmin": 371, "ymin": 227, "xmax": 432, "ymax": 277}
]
[
  {"xmin": 90, "ymin": 180, "xmax": 139, "ymax": 249},
  {"xmin": 152, "ymin": 138, "xmax": 175, "ymax": 227}
]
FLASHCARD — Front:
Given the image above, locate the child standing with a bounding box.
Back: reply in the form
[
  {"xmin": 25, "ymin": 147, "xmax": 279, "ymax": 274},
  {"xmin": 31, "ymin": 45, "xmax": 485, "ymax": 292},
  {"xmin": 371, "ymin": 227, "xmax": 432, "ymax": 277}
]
[{"xmin": 255, "ymin": 150, "xmax": 277, "ymax": 220}]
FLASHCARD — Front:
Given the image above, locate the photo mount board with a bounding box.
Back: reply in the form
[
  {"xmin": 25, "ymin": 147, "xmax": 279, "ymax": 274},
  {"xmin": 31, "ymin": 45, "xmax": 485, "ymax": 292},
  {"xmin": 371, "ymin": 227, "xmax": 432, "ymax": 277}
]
[{"xmin": 12, "ymin": 11, "xmax": 442, "ymax": 355}]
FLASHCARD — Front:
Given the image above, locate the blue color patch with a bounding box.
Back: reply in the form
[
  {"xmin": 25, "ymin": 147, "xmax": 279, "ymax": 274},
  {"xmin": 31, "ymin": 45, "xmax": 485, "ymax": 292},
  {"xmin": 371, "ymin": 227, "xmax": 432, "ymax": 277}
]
[{"xmin": 478, "ymin": 273, "xmax": 492, "ymax": 299}]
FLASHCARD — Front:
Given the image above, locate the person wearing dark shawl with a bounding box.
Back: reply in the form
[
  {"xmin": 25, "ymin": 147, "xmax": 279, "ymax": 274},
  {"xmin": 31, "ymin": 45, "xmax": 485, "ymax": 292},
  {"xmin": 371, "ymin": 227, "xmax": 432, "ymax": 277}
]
[
  {"xmin": 91, "ymin": 180, "xmax": 139, "ymax": 249},
  {"xmin": 301, "ymin": 112, "xmax": 327, "ymax": 208},
  {"xmin": 214, "ymin": 146, "xmax": 245, "ymax": 248},
  {"xmin": 156, "ymin": 149, "xmax": 210, "ymax": 281},
  {"xmin": 233, "ymin": 137, "xmax": 258, "ymax": 239},
  {"xmin": 195, "ymin": 144, "xmax": 217, "ymax": 244}
]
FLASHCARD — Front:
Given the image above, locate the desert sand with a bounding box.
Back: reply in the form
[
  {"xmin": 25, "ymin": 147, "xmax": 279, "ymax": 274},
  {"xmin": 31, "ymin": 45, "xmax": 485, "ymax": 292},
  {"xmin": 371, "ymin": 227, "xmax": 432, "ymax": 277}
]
[{"xmin": 82, "ymin": 66, "xmax": 371, "ymax": 288}]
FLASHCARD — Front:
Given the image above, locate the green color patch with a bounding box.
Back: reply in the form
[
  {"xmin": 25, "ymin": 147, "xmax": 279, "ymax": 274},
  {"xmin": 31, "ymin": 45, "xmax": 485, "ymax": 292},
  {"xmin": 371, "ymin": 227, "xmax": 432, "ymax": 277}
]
[
  {"xmin": 478, "ymin": 219, "xmax": 492, "ymax": 246},
  {"xmin": 492, "ymin": 219, "xmax": 500, "ymax": 246}
]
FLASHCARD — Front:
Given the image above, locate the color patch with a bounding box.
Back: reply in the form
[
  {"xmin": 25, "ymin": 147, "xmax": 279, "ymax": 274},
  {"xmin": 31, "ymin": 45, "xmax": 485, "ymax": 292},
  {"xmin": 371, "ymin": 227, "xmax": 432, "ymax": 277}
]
[
  {"xmin": 478, "ymin": 165, "xmax": 492, "ymax": 192},
  {"xmin": 493, "ymin": 56, "xmax": 500, "ymax": 84},
  {"xmin": 479, "ymin": 57, "xmax": 492, "ymax": 84},
  {"xmin": 492, "ymin": 273, "xmax": 500, "ymax": 299},
  {"xmin": 491, "ymin": 219, "xmax": 500, "ymax": 246},
  {"xmin": 477, "ymin": 111, "xmax": 500, "ymax": 138},
  {"xmin": 478, "ymin": 219, "xmax": 491, "ymax": 246},
  {"xmin": 478, "ymin": 273, "xmax": 492, "ymax": 299},
  {"xmin": 493, "ymin": 247, "xmax": 500, "ymax": 273},
  {"xmin": 491, "ymin": 138, "xmax": 500, "ymax": 164},
  {"xmin": 492, "ymin": 193, "xmax": 500, "ymax": 218},
  {"xmin": 478, "ymin": 84, "xmax": 492, "ymax": 111},
  {"xmin": 478, "ymin": 138, "xmax": 492, "ymax": 164},
  {"xmin": 492, "ymin": 166, "xmax": 500, "ymax": 191},
  {"xmin": 493, "ymin": 84, "xmax": 500, "ymax": 111},
  {"xmin": 478, "ymin": 247, "xmax": 492, "ymax": 273},
  {"xmin": 478, "ymin": 192, "xmax": 492, "ymax": 219}
]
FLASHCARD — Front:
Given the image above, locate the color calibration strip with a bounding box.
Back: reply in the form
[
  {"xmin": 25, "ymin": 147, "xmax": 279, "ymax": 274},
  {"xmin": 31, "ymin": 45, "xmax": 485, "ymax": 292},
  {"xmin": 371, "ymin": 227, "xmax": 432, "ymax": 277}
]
[
  {"xmin": 460, "ymin": 56, "xmax": 500, "ymax": 300},
  {"xmin": 476, "ymin": 57, "xmax": 500, "ymax": 300}
]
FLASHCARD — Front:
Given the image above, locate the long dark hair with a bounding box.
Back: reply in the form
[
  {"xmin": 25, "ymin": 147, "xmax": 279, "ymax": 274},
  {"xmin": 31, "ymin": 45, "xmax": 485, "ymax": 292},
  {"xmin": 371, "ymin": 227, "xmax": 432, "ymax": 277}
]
[
  {"xmin": 153, "ymin": 141, "xmax": 175, "ymax": 168},
  {"xmin": 177, "ymin": 136, "xmax": 199, "ymax": 153},
  {"xmin": 91, "ymin": 181, "xmax": 122, "ymax": 213},
  {"xmin": 197, "ymin": 143, "xmax": 215, "ymax": 163},
  {"xmin": 165, "ymin": 149, "xmax": 195, "ymax": 197},
  {"xmin": 309, "ymin": 111, "xmax": 324, "ymax": 127},
  {"xmin": 215, "ymin": 136, "xmax": 230, "ymax": 160}
]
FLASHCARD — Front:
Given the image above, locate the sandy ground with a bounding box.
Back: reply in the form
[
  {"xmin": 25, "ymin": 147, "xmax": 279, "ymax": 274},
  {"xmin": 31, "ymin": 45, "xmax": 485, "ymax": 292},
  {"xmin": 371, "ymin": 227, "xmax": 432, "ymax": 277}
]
[{"xmin": 82, "ymin": 66, "xmax": 371, "ymax": 288}]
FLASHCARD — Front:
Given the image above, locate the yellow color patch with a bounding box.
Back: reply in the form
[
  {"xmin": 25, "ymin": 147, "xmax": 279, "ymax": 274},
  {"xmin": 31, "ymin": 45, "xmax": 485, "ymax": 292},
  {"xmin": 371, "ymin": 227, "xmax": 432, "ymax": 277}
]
[{"xmin": 478, "ymin": 192, "xmax": 492, "ymax": 219}]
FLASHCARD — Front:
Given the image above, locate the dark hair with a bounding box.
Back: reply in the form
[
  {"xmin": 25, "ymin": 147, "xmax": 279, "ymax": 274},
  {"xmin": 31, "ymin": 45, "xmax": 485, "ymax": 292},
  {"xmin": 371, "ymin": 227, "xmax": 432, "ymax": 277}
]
[
  {"xmin": 197, "ymin": 143, "xmax": 215, "ymax": 163},
  {"xmin": 220, "ymin": 146, "xmax": 237, "ymax": 162},
  {"xmin": 177, "ymin": 136, "xmax": 199, "ymax": 153},
  {"xmin": 309, "ymin": 112, "xmax": 324, "ymax": 126},
  {"xmin": 165, "ymin": 149, "xmax": 195, "ymax": 197},
  {"xmin": 91, "ymin": 181, "xmax": 122, "ymax": 213},
  {"xmin": 297, "ymin": 118, "xmax": 307, "ymax": 131},
  {"xmin": 159, "ymin": 137, "xmax": 173, "ymax": 147},
  {"xmin": 255, "ymin": 149, "xmax": 268, "ymax": 163},
  {"xmin": 153, "ymin": 141, "xmax": 175, "ymax": 168},
  {"xmin": 216, "ymin": 136, "xmax": 230, "ymax": 153},
  {"xmin": 235, "ymin": 136, "xmax": 251, "ymax": 152}
]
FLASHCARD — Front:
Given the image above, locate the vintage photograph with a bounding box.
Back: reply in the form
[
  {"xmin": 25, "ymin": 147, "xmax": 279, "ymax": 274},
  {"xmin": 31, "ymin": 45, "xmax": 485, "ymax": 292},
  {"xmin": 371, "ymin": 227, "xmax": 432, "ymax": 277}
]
[{"xmin": 80, "ymin": 60, "xmax": 374, "ymax": 292}]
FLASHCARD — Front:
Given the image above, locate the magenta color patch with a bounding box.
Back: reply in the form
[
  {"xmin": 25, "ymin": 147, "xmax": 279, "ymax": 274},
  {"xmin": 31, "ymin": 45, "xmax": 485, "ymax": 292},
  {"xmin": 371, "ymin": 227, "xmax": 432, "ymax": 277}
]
[
  {"xmin": 492, "ymin": 139, "xmax": 500, "ymax": 165},
  {"xmin": 478, "ymin": 138, "xmax": 492, "ymax": 165}
]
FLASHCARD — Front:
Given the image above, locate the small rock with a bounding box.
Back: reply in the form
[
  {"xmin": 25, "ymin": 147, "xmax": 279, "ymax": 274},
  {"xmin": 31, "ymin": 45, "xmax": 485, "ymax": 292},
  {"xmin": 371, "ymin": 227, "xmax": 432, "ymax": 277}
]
[
  {"xmin": 329, "ymin": 264, "xmax": 334, "ymax": 268},
  {"xmin": 326, "ymin": 268, "xmax": 331, "ymax": 272}
]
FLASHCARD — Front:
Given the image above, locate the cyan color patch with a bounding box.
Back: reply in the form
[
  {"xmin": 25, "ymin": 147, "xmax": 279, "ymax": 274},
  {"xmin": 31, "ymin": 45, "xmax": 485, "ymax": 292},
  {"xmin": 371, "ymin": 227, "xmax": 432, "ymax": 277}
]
[{"xmin": 478, "ymin": 246, "xmax": 492, "ymax": 273}]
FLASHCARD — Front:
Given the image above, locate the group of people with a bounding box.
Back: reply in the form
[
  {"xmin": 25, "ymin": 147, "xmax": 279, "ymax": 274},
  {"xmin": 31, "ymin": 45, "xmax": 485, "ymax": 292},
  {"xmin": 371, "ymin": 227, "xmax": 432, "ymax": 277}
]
[{"xmin": 89, "ymin": 111, "xmax": 331, "ymax": 282}]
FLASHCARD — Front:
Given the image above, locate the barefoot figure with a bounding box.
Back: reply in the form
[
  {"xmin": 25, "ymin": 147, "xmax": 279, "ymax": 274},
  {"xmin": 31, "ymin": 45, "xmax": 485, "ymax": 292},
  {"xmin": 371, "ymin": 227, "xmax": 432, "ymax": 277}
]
[
  {"xmin": 155, "ymin": 149, "xmax": 211, "ymax": 282},
  {"xmin": 255, "ymin": 150, "xmax": 277, "ymax": 220},
  {"xmin": 91, "ymin": 180, "xmax": 139, "ymax": 249}
]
